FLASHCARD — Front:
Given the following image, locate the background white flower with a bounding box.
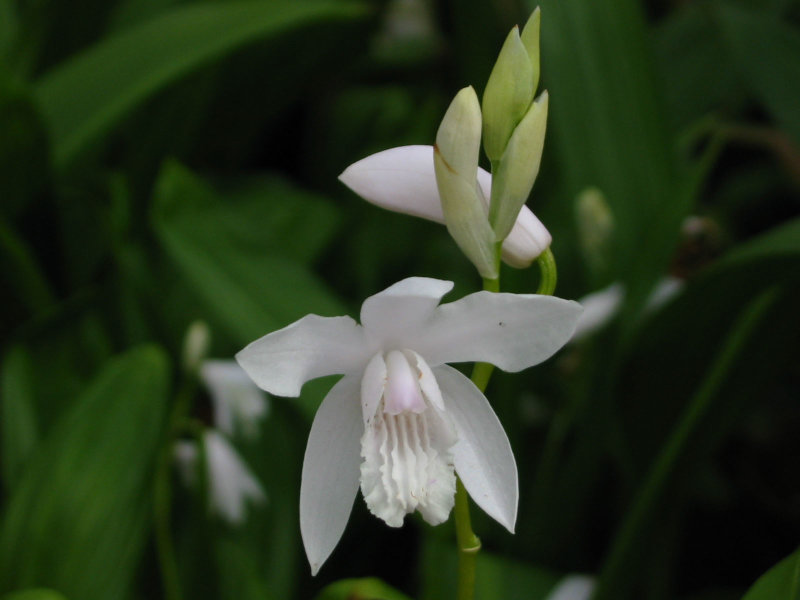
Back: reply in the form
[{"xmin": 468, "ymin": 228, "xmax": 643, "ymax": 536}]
[
  {"xmin": 236, "ymin": 277, "xmax": 581, "ymax": 574},
  {"xmin": 200, "ymin": 360, "xmax": 269, "ymax": 440},
  {"xmin": 174, "ymin": 430, "xmax": 266, "ymax": 525},
  {"xmin": 544, "ymin": 575, "xmax": 595, "ymax": 600}
]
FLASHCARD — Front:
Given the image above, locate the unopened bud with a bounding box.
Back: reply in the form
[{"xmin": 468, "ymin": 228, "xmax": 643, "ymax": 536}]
[
  {"xmin": 489, "ymin": 91, "xmax": 548, "ymax": 241},
  {"xmin": 434, "ymin": 87, "xmax": 498, "ymax": 279},
  {"xmin": 482, "ymin": 27, "xmax": 534, "ymax": 163}
]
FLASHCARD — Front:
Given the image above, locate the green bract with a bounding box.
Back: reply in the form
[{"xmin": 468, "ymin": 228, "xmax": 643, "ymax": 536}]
[
  {"xmin": 434, "ymin": 87, "xmax": 498, "ymax": 279},
  {"xmin": 489, "ymin": 91, "xmax": 548, "ymax": 241},
  {"xmin": 482, "ymin": 8, "xmax": 548, "ymax": 243}
]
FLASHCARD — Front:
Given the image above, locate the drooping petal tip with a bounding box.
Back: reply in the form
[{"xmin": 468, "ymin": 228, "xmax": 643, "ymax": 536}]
[{"xmin": 300, "ymin": 376, "xmax": 363, "ymax": 575}]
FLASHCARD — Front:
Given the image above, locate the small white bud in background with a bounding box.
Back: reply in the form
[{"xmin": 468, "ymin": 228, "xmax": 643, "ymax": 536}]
[{"xmin": 182, "ymin": 320, "xmax": 211, "ymax": 374}]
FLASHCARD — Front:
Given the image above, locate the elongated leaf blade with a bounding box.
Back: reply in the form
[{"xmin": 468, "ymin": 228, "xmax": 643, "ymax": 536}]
[
  {"xmin": 33, "ymin": 1, "xmax": 368, "ymax": 166},
  {"xmin": 742, "ymin": 548, "xmax": 800, "ymax": 600},
  {"xmin": 152, "ymin": 161, "xmax": 345, "ymax": 345},
  {"xmin": 0, "ymin": 346, "xmax": 170, "ymax": 600},
  {"xmin": 716, "ymin": 3, "xmax": 800, "ymax": 145}
]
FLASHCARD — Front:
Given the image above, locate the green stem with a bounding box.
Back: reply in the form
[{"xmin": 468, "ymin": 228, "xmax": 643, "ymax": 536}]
[
  {"xmin": 153, "ymin": 379, "xmax": 197, "ymax": 600},
  {"xmin": 454, "ymin": 477, "xmax": 481, "ymax": 600},
  {"xmin": 455, "ymin": 273, "xmax": 505, "ymax": 600},
  {"xmin": 536, "ymin": 247, "xmax": 557, "ymax": 295},
  {"xmin": 592, "ymin": 289, "xmax": 778, "ymax": 600}
]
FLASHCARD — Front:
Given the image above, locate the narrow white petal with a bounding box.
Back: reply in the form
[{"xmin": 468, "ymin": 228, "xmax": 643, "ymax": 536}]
[
  {"xmin": 300, "ymin": 375, "xmax": 363, "ymax": 575},
  {"xmin": 501, "ymin": 206, "xmax": 552, "ymax": 267},
  {"xmin": 434, "ymin": 365, "xmax": 517, "ymax": 532},
  {"xmin": 406, "ymin": 350, "xmax": 445, "ymax": 411},
  {"xmin": 339, "ymin": 145, "xmax": 446, "ymax": 222},
  {"xmin": 416, "ymin": 292, "xmax": 582, "ymax": 372},
  {"xmin": 360, "ymin": 277, "xmax": 453, "ymax": 348},
  {"xmin": 236, "ymin": 315, "xmax": 369, "ymax": 397},
  {"xmin": 342, "ymin": 145, "xmax": 548, "ymax": 266},
  {"xmin": 360, "ymin": 352, "xmax": 387, "ymax": 425}
]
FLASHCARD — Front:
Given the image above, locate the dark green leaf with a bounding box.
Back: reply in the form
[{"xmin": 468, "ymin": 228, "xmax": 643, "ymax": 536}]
[
  {"xmin": 0, "ymin": 347, "xmax": 39, "ymax": 490},
  {"xmin": 316, "ymin": 578, "xmax": 413, "ymax": 600},
  {"xmin": 1, "ymin": 590, "xmax": 68, "ymax": 600},
  {"xmin": 742, "ymin": 547, "xmax": 800, "ymax": 600},
  {"xmin": 0, "ymin": 346, "xmax": 170, "ymax": 600},
  {"xmin": 0, "ymin": 68, "xmax": 49, "ymax": 219},
  {"xmin": 33, "ymin": 1, "xmax": 369, "ymax": 166},
  {"xmin": 655, "ymin": 2, "xmax": 743, "ymax": 131},
  {"xmin": 152, "ymin": 160, "xmax": 345, "ymax": 345},
  {"xmin": 421, "ymin": 537, "xmax": 561, "ymax": 600},
  {"xmin": 716, "ymin": 2, "xmax": 800, "ymax": 144}
]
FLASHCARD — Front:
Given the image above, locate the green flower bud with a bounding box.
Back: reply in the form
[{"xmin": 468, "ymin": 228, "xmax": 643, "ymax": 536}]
[
  {"xmin": 519, "ymin": 7, "xmax": 541, "ymax": 95},
  {"xmin": 489, "ymin": 90, "xmax": 548, "ymax": 241},
  {"xmin": 434, "ymin": 87, "xmax": 498, "ymax": 279},
  {"xmin": 482, "ymin": 27, "xmax": 534, "ymax": 163}
]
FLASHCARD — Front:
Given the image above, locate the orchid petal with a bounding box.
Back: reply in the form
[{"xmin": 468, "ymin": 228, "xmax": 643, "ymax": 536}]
[
  {"xmin": 300, "ymin": 375, "xmax": 363, "ymax": 575},
  {"xmin": 340, "ymin": 145, "xmax": 551, "ymax": 265},
  {"xmin": 417, "ymin": 292, "xmax": 582, "ymax": 371},
  {"xmin": 434, "ymin": 365, "xmax": 517, "ymax": 532},
  {"xmin": 406, "ymin": 350, "xmax": 445, "ymax": 411},
  {"xmin": 501, "ymin": 203, "xmax": 552, "ymax": 267},
  {"xmin": 236, "ymin": 315, "xmax": 368, "ymax": 397},
  {"xmin": 360, "ymin": 277, "xmax": 453, "ymax": 348},
  {"xmin": 339, "ymin": 145, "xmax": 445, "ymax": 222},
  {"xmin": 360, "ymin": 352, "xmax": 386, "ymax": 425}
]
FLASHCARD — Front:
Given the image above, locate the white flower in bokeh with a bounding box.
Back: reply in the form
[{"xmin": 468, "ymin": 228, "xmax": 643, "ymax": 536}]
[
  {"xmin": 544, "ymin": 575, "xmax": 595, "ymax": 600},
  {"xmin": 339, "ymin": 145, "xmax": 551, "ymax": 268},
  {"xmin": 572, "ymin": 278, "xmax": 683, "ymax": 341},
  {"xmin": 236, "ymin": 277, "xmax": 581, "ymax": 574},
  {"xmin": 174, "ymin": 430, "xmax": 265, "ymax": 525},
  {"xmin": 201, "ymin": 360, "xmax": 269, "ymax": 440}
]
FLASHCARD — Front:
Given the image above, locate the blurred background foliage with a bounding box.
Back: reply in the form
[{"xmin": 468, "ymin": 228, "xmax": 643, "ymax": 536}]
[{"xmin": 0, "ymin": 0, "xmax": 798, "ymax": 599}]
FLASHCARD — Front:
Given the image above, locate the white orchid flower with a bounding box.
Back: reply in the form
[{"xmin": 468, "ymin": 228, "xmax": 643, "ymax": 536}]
[
  {"xmin": 200, "ymin": 360, "xmax": 269, "ymax": 440},
  {"xmin": 339, "ymin": 145, "xmax": 552, "ymax": 268},
  {"xmin": 174, "ymin": 430, "xmax": 266, "ymax": 525},
  {"xmin": 236, "ymin": 277, "xmax": 581, "ymax": 574}
]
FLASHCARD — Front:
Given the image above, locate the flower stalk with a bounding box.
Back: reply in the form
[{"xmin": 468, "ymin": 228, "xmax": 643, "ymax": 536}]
[{"xmin": 454, "ymin": 477, "xmax": 481, "ymax": 600}]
